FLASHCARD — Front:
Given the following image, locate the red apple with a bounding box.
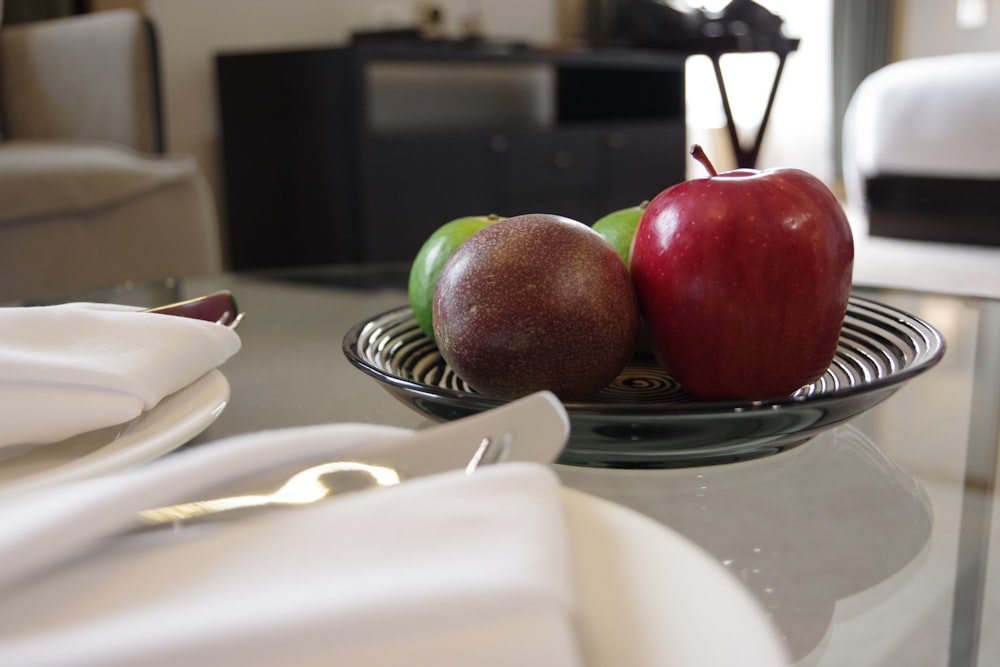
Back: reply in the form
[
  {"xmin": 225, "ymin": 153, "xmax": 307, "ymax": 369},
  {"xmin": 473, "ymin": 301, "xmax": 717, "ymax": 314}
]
[{"xmin": 629, "ymin": 145, "xmax": 854, "ymax": 401}]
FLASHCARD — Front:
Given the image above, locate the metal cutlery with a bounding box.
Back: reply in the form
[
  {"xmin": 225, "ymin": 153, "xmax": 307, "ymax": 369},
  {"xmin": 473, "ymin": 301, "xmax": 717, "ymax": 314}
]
[
  {"xmin": 144, "ymin": 290, "xmax": 244, "ymax": 328},
  {"xmin": 138, "ymin": 434, "xmax": 510, "ymax": 525},
  {"xmin": 136, "ymin": 391, "xmax": 567, "ymax": 527}
]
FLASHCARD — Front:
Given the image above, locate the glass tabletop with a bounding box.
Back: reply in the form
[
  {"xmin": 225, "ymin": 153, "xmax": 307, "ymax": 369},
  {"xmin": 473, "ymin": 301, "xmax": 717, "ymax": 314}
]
[{"xmin": 49, "ymin": 263, "xmax": 1000, "ymax": 666}]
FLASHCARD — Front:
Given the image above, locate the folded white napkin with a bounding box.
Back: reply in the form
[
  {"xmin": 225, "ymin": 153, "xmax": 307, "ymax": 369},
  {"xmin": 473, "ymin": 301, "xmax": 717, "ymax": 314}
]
[
  {"xmin": 0, "ymin": 423, "xmax": 581, "ymax": 667},
  {"xmin": 0, "ymin": 302, "xmax": 241, "ymax": 447}
]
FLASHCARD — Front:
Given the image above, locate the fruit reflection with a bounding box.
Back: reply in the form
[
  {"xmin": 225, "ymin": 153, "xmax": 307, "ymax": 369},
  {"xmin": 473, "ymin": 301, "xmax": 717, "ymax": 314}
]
[{"xmin": 554, "ymin": 426, "xmax": 932, "ymax": 661}]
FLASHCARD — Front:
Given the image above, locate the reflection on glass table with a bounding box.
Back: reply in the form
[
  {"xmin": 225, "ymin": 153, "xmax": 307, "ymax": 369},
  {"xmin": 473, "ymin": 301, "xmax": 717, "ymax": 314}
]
[
  {"xmin": 32, "ymin": 265, "xmax": 1000, "ymax": 667},
  {"xmin": 556, "ymin": 425, "xmax": 932, "ymax": 662}
]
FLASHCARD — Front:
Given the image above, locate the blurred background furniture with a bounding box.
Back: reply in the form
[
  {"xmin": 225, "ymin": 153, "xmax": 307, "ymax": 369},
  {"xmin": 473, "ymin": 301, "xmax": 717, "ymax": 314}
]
[
  {"xmin": 596, "ymin": 0, "xmax": 801, "ymax": 169},
  {"xmin": 0, "ymin": 8, "xmax": 222, "ymax": 303},
  {"xmin": 216, "ymin": 42, "xmax": 686, "ymax": 271},
  {"xmin": 842, "ymin": 52, "xmax": 1000, "ymax": 246}
]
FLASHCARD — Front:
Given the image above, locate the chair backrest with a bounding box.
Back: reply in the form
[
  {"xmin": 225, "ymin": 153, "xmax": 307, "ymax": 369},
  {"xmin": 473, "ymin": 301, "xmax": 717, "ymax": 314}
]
[{"xmin": 0, "ymin": 10, "xmax": 164, "ymax": 153}]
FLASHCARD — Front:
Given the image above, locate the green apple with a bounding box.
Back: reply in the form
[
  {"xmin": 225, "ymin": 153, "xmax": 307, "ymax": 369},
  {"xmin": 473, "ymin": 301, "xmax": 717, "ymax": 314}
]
[
  {"xmin": 592, "ymin": 201, "xmax": 648, "ymax": 267},
  {"xmin": 408, "ymin": 214, "xmax": 503, "ymax": 339}
]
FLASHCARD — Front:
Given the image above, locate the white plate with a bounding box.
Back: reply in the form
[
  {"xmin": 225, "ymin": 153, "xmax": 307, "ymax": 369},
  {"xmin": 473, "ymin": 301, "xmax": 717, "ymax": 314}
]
[
  {"xmin": 0, "ymin": 370, "xmax": 229, "ymax": 499},
  {"xmin": 565, "ymin": 488, "xmax": 790, "ymax": 667},
  {"xmin": 0, "ymin": 433, "xmax": 786, "ymax": 665}
]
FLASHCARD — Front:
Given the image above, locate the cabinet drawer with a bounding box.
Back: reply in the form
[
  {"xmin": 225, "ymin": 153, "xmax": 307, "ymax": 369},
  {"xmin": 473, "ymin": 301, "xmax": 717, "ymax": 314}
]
[
  {"xmin": 502, "ymin": 128, "xmax": 602, "ymax": 193},
  {"xmin": 604, "ymin": 122, "xmax": 686, "ymax": 205},
  {"xmin": 362, "ymin": 132, "xmax": 504, "ymax": 261}
]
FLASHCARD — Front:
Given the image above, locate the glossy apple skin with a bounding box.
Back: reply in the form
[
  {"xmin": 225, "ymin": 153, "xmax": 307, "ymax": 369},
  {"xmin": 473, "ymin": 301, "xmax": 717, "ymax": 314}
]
[{"xmin": 629, "ymin": 168, "xmax": 854, "ymax": 401}]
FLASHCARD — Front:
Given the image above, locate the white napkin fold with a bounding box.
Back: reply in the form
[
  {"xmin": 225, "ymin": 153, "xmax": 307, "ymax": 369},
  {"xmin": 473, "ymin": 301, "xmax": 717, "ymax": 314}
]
[
  {"xmin": 0, "ymin": 302, "xmax": 241, "ymax": 447},
  {"xmin": 0, "ymin": 424, "xmax": 581, "ymax": 667}
]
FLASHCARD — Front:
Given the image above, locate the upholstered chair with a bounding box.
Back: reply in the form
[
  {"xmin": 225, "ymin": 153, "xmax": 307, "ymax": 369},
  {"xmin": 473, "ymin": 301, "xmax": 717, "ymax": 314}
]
[
  {"xmin": 0, "ymin": 9, "xmax": 222, "ymax": 302},
  {"xmin": 842, "ymin": 53, "xmax": 1000, "ymax": 246}
]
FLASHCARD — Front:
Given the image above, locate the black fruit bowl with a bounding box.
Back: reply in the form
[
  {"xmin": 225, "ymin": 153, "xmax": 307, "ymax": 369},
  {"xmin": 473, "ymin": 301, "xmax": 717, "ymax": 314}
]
[{"xmin": 342, "ymin": 297, "xmax": 945, "ymax": 468}]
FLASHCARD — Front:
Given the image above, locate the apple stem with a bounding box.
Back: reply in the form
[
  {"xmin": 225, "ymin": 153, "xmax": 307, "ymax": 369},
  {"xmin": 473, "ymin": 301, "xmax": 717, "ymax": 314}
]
[{"xmin": 690, "ymin": 144, "xmax": 718, "ymax": 177}]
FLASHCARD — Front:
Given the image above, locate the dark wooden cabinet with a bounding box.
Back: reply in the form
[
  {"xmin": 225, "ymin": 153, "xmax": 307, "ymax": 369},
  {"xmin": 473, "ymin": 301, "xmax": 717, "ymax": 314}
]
[
  {"xmin": 361, "ymin": 130, "xmax": 505, "ymax": 261},
  {"xmin": 216, "ymin": 43, "xmax": 687, "ymax": 270}
]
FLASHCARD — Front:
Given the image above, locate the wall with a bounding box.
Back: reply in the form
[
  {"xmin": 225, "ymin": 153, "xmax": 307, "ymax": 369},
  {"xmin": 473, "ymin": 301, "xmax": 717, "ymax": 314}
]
[
  {"xmin": 892, "ymin": 0, "xmax": 1000, "ymax": 60},
  {"xmin": 144, "ymin": 0, "xmax": 557, "ymax": 229}
]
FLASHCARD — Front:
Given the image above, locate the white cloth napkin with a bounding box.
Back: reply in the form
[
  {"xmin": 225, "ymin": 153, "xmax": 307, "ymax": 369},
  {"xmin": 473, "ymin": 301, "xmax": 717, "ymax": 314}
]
[
  {"xmin": 0, "ymin": 423, "xmax": 581, "ymax": 667},
  {"xmin": 0, "ymin": 302, "xmax": 241, "ymax": 447}
]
